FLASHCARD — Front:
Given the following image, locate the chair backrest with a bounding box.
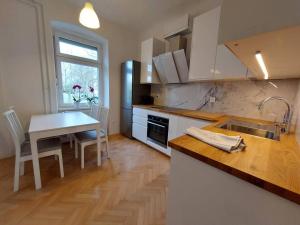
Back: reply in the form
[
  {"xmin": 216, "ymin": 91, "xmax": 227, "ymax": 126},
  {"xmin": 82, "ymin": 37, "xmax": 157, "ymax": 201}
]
[
  {"xmin": 90, "ymin": 104, "xmax": 103, "ymax": 121},
  {"xmin": 3, "ymin": 109, "xmax": 25, "ymax": 149},
  {"xmin": 99, "ymin": 107, "xmax": 109, "ymax": 135}
]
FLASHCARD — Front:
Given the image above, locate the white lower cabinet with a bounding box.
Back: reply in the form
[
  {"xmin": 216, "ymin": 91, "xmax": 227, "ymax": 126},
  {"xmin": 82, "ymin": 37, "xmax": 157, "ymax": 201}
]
[
  {"xmin": 174, "ymin": 116, "xmax": 212, "ymax": 138},
  {"xmin": 132, "ymin": 122, "xmax": 147, "ymax": 143},
  {"xmin": 168, "ymin": 115, "xmax": 212, "ymax": 156},
  {"xmin": 133, "ymin": 114, "xmax": 147, "ymax": 126},
  {"xmin": 168, "ymin": 115, "xmax": 179, "ymax": 141},
  {"xmin": 133, "ymin": 108, "xmax": 148, "ymax": 118},
  {"xmin": 132, "ymin": 108, "xmax": 148, "ymax": 144},
  {"xmin": 132, "ymin": 107, "xmax": 212, "ymax": 157}
]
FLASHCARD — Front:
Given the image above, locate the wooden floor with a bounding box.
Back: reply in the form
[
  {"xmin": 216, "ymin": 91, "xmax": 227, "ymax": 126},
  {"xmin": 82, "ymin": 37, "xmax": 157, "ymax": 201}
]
[{"xmin": 0, "ymin": 135, "xmax": 170, "ymax": 225}]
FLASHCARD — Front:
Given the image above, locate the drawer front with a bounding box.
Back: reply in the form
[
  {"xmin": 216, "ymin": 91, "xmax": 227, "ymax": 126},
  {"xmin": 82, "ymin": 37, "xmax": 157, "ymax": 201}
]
[
  {"xmin": 133, "ymin": 115, "xmax": 147, "ymax": 126},
  {"xmin": 132, "ymin": 122, "xmax": 147, "ymax": 143},
  {"xmin": 133, "ymin": 108, "xmax": 148, "ymax": 118},
  {"xmin": 146, "ymin": 110, "xmax": 169, "ymax": 119}
]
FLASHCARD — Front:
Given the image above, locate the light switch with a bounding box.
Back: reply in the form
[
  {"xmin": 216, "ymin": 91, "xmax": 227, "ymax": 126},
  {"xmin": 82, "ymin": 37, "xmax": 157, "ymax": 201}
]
[{"xmin": 209, "ymin": 97, "xmax": 216, "ymax": 103}]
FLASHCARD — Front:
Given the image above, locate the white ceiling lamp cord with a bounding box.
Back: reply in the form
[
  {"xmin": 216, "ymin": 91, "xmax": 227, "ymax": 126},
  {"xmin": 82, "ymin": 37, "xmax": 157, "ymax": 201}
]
[{"xmin": 79, "ymin": 1, "xmax": 100, "ymax": 29}]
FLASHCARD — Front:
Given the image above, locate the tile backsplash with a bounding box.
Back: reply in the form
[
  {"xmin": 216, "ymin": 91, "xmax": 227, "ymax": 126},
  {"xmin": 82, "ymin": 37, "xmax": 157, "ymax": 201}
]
[{"xmin": 151, "ymin": 79, "xmax": 300, "ymax": 125}]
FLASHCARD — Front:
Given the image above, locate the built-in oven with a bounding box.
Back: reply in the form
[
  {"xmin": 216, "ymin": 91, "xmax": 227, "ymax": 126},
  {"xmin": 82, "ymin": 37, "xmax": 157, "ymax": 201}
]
[{"xmin": 147, "ymin": 115, "xmax": 169, "ymax": 148}]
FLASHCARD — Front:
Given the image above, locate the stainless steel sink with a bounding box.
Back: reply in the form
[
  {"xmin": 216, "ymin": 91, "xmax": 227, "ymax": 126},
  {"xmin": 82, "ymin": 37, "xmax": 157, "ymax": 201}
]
[{"xmin": 217, "ymin": 119, "xmax": 280, "ymax": 141}]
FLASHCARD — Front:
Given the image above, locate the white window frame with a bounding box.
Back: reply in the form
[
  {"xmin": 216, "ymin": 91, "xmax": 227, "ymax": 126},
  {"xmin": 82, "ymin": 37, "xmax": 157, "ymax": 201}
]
[{"xmin": 54, "ymin": 32, "xmax": 103, "ymax": 110}]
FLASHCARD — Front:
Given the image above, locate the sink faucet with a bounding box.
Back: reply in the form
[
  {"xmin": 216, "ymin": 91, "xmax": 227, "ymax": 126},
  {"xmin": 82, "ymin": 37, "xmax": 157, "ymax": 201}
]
[{"xmin": 257, "ymin": 96, "xmax": 293, "ymax": 134}]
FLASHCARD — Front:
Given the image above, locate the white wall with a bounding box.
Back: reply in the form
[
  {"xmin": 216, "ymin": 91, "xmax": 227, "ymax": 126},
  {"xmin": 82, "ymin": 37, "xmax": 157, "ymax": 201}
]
[
  {"xmin": 0, "ymin": 0, "xmax": 49, "ymax": 158},
  {"xmin": 41, "ymin": 0, "xmax": 139, "ymax": 134},
  {"xmin": 0, "ymin": 0, "xmax": 139, "ymax": 158},
  {"xmin": 0, "ymin": 54, "xmax": 13, "ymax": 157},
  {"xmin": 293, "ymin": 81, "xmax": 300, "ymax": 144}
]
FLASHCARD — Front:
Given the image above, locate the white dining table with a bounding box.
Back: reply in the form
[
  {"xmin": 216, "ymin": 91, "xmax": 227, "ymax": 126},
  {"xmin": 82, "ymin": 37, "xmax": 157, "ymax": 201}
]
[{"xmin": 28, "ymin": 111, "xmax": 101, "ymax": 190}]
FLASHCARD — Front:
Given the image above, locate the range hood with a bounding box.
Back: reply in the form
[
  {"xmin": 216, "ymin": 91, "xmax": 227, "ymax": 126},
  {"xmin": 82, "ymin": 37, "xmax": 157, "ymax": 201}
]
[
  {"xmin": 153, "ymin": 53, "xmax": 179, "ymax": 84},
  {"xmin": 152, "ymin": 35, "xmax": 189, "ymax": 84},
  {"xmin": 225, "ymin": 25, "xmax": 300, "ymax": 80}
]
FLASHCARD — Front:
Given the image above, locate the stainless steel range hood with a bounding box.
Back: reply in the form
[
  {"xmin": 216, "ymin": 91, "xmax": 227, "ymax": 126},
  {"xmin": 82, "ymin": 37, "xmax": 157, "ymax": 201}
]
[
  {"xmin": 152, "ymin": 35, "xmax": 189, "ymax": 84},
  {"xmin": 153, "ymin": 53, "xmax": 179, "ymax": 84}
]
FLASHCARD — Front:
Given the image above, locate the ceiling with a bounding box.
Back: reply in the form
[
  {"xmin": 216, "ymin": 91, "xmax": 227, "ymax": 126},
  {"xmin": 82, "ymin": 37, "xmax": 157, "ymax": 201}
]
[{"xmin": 66, "ymin": 0, "xmax": 203, "ymax": 31}]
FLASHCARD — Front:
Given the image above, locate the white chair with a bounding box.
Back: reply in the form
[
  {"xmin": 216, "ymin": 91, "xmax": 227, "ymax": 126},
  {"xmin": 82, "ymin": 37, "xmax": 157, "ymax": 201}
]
[
  {"xmin": 74, "ymin": 107, "xmax": 110, "ymax": 169},
  {"xmin": 67, "ymin": 105, "xmax": 100, "ymax": 149},
  {"xmin": 3, "ymin": 109, "xmax": 64, "ymax": 192},
  {"xmin": 72, "ymin": 104, "xmax": 103, "ymax": 159},
  {"xmin": 90, "ymin": 103, "xmax": 102, "ymax": 120}
]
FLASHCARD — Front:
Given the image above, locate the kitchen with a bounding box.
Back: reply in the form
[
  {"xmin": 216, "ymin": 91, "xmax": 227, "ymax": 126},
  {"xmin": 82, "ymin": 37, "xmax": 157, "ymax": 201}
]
[
  {"xmin": 0, "ymin": 0, "xmax": 300, "ymax": 225},
  {"xmin": 121, "ymin": 0, "xmax": 300, "ymax": 224}
]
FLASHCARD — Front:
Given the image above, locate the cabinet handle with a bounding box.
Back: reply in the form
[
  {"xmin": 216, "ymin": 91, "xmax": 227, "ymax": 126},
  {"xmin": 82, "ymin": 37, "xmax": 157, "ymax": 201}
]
[{"xmin": 148, "ymin": 121, "xmax": 166, "ymax": 128}]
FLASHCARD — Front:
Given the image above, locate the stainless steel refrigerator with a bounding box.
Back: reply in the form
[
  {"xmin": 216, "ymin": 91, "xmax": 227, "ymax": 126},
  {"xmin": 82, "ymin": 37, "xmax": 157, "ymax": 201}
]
[{"xmin": 120, "ymin": 60, "xmax": 152, "ymax": 138}]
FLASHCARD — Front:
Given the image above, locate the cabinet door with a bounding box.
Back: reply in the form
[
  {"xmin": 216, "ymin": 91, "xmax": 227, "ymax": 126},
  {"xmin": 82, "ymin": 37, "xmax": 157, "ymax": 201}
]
[
  {"xmin": 133, "ymin": 114, "xmax": 147, "ymax": 127},
  {"xmin": 214, "ymin": 44, "xmax": 247, "ymax": 80},
  {"xmin": 168, "ymin": 115, "xmax": 179, "ymax": 141},
  {"xmin": 133, "ymin": 108, "xmax": 148, "ymax": 118},
  {"xmin": 140, "ymin": 38, "xmax": 164, "ymax": 84},
  {"xmin": 189, "ymin": 6, "xmax": 221, "ymax": 81},
  {"xmin": 132, "ymin": 123, "xmax": 147, "ymax": 143}
]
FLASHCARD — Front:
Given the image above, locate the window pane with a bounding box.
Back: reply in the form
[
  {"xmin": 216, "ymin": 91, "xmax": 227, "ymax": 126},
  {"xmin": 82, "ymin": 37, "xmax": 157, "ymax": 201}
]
[
  {"xmin": 60, "ymin": 61, "xmax": 99, "ymax": 105},
  {"xmin": 59, "ymin": 38, "xmax": 98, "ymax": 61}
]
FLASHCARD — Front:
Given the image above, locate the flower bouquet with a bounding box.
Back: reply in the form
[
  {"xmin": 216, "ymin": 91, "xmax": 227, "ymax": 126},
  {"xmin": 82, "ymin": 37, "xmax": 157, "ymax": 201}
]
[
  {"xmin": 72, "ymin": 84, "xmax": 82, "ymax": 109},
  {"xmin": 85, "ymin": 86, "xmax": 98, "ymax": 107}
]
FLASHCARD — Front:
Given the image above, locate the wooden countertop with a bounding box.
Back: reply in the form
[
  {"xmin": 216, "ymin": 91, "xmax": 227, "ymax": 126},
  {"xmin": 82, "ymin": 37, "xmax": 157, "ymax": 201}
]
[
  {"xmin": 133, "ymin": 105, "xmax": 224, "ymax": 121},
  {"xmin": 169, "ymin": 116, "xmax": 300, "ymax": 205}
]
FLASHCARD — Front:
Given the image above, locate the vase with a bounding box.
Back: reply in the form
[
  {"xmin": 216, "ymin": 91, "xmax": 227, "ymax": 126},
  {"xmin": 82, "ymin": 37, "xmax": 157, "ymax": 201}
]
[{"xmin": 74, "ymin": 102, "xmax": 80, "ymax": 110}]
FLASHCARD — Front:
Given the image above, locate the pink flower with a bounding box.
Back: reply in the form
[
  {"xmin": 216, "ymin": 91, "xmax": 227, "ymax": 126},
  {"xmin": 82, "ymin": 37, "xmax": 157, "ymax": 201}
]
[
  {"xmin": 73, "ymin": 84, "xmax": 82, "ymax": 90},
  {"xmin": 89, "ymin": 86, "xmax": 95, "ymax": 93}
]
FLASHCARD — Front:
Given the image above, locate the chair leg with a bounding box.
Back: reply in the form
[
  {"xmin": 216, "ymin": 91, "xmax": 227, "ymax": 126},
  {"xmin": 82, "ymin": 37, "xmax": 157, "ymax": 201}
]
[
  {"xmin": 14, "ymin": 159, "xmax": 20, "ymax": 192},
  {"xmin": 58, "ymin": 152, "xmax": 64, "ymax": 178},
  {"xmin": 105, "ymin": 136, "xmax": 110, "ymax": 159},
  {"xmin": 81, "ymin": 145, "xmax": 85, "ymax": 169},
  {"xmin": 97, "ymin": 141, "xmax": 101, "ymax": 167},
  {"xmin": 20, "ymin": 161, "xmax": 25, "ymax": 176},
  {"xmin": 75, "ymin": 139, "xmax": 78, "ymax": 159},
  {"xmin": 69, "ymin": 134, "xmax": 73, "ymax": 148}
]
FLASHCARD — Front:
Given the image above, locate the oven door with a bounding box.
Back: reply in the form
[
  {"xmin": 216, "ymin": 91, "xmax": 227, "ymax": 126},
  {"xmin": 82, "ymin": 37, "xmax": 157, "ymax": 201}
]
[{"xmin": 147, "ymin": 120, "xmax": 168, "ymax": 148}]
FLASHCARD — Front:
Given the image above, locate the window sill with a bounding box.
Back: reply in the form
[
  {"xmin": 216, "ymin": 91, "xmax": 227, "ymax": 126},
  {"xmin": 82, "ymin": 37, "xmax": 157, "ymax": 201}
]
[{"xmin": 58, "ymin": 107, "xmax": 91, "ymax": 112}]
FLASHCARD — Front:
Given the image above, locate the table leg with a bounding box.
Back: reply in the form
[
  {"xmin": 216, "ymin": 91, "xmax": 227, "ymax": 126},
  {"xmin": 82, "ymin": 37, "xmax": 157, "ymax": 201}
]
[
  {"xmin": 30, "ymin": 136, "xmax": 42, "ymax": 189},
  {"xmin": 97, "ymin": 128, "xmax": 102, "ymax": 167}
]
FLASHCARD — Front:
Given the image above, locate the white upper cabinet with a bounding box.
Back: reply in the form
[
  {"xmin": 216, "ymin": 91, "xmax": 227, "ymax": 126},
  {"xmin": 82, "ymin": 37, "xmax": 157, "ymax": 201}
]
[
  {"xmin": 214, "ymin": 44, "xmax": 247, "ymax": 80},
  {"xmin": 140, "ymin": 38, "xmax": 165, "ymax": 84},
  {"xmin": 189, "ymin": 6, "xmax": 221, "ymax": 81}
]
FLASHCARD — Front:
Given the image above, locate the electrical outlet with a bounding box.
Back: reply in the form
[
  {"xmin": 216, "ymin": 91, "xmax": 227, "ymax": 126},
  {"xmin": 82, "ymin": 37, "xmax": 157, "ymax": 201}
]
[{"xmin": 209, "ymin": 97, "xmax": 216, "ymax": 103}]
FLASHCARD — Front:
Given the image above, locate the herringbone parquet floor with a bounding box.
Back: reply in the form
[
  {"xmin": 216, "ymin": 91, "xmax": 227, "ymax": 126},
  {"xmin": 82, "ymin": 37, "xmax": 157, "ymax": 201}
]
[{"xmin": 0, "ymin": 135, "xmax": 170, "ymax": 225}]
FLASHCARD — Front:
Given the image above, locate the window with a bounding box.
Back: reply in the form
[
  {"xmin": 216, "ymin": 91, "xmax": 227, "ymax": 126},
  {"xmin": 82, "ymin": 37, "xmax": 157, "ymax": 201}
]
[{"xmin": 54, "ymin": 34, "xmax": 101, "ymax": 109}]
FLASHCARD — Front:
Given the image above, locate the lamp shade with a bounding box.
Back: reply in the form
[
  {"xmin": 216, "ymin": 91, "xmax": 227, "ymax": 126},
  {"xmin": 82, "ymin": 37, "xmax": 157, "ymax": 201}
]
[{"xmin": 79, "ymin": 2, "xmax": 100, "ymax": 29}]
